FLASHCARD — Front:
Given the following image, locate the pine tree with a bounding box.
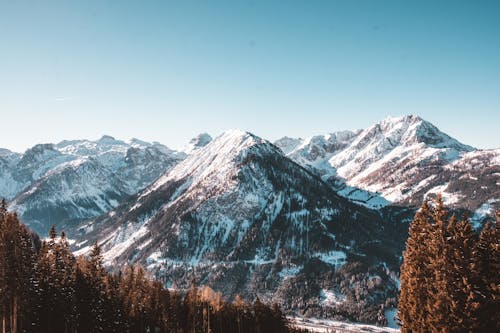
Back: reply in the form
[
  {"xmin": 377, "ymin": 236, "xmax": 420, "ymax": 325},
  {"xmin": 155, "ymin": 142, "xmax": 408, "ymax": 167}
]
[
  {"xmin": 73, "ymin": 257, "xmax": 94, "ymax": 333},
  {"xmin": 234, "ymin": 294, "xmax": 245, "ymax": 333},
  {"xmin": 88, "ymin": 242, "xmax": 107, "ymax": 333},
  {"xmin": 471, "ymin": 216, "xmax": 500, "ymax": 331},
  {"xmin": 398, "ymin": 200, "xmax": 433, "ymax": 332},
  {"xmin": 38, "ymin": 226, "xmax": 70, "ymax": 333},
  {"xmin": 425, "ymin": 198, "xmax": 453, "ymax": 332},
  {"xmin": 400, "ymin": 197, "xmax": 499, "ymax": 332},
  {"xmin": 446, "ymin": 215, "xmax": 477, "ymax": 330},
  {"xmin": 185, "ymin": 278, "xmax": 201, "ymax": 333},
  {"xmin": 54, "ymin": 231, "xmax": 76, "ymax": 333},
  {"xmin": 0, "ymin": 202, "xmax": 38, "ymax": 333},
  {"xmin": 0, "ymin": 200, "xmax": 9, "ymax": 333},
  {"xmin": 14, "ymin": 221, "xmax": 38, "ymax": 333}
]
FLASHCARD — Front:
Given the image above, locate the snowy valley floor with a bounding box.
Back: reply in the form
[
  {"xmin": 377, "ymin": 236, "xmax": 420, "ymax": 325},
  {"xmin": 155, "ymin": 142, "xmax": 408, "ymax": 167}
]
[{"xmin": 289, "ymin": 317, "xmax": 400, "ymax": 333}]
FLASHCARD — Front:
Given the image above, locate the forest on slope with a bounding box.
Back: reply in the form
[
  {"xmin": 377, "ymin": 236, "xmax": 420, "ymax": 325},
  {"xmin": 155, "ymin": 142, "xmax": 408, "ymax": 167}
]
[
  {"xmin": 2, "ymin": 195, "xmax": 499, "ymax": 333},
  {"xmin": 0, "ymin": 200, "xmax": 307, "ymax": 333},
  {"xmin": 398, "ymin": 196, "xmax": 499, "ymax": 332}
]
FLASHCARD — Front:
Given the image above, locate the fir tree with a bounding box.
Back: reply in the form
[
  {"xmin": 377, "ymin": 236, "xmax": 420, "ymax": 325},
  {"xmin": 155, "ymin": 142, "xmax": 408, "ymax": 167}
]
[
  {"xmin": 398, "ymin": 200, "xmax": 433, "ymax": 332},
  {"xmin": 88, "ymin": 242, "xmax": 107, "ymax": 332},
  {"xmin": 471, "ymin": 216, "xmax": 500, "ymax": 331},
  {"xmin": 399, "ymin": 197, "xmax": 499, "ymax": 332}
]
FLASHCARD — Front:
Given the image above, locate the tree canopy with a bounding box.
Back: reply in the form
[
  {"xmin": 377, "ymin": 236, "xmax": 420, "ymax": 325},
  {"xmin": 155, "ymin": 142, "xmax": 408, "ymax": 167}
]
[{"xmin": 399, "ymin": 196, "xmax": 499, "ymax": 332}]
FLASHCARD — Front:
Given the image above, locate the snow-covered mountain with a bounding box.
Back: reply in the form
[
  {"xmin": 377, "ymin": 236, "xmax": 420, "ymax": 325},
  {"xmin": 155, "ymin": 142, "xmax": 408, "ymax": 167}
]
[
  {"xmin": 0, "ymin": 148, "xmax": 23, "ymax": 200},
  {"xmin": 182, "ymin": 132, "xmax": 213, "ymax": 154},
  {"xmin": 275, "ymin": 115, "xmax": 499, "ymax": 221},
  {"xmin": 2, "ymin": 136, "xmax": 185, "ymax": 234},
  {"xmin": 74, "ymin": 130, "xmax": 406, "ymax": 324},
  {"xmin": 2, "ymin": 115, "xmax": 496, "ymax": 325}
]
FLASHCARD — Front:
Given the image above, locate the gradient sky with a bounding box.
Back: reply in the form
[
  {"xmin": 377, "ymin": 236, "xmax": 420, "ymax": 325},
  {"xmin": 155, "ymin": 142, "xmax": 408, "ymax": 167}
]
[{"xmin": 1, "ymin": 0, "xmax": 499, "ymax": 152}]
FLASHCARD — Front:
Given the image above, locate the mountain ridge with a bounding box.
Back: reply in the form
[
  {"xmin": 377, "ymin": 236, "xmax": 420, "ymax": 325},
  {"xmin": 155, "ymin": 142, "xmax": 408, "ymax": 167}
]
[
  {"xmin": 1, "ymin": 115, "xmax": 497, "ymax": 325},
  {"xmin": 72, "ymin": 129, "xmax": 409, "ymax": 323},
  {"xmin": 3, "ymin": 136, "xmax": 186, "ymax": 234},
  {"xmin": 274, "ymin": 115, "xmax": 498, "ymax": 216}
]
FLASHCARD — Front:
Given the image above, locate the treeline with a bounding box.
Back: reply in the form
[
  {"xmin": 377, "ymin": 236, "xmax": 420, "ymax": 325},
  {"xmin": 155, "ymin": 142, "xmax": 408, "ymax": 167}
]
[
  {"xmin": 399, "ymin": 196, "xmax": 499, "ymax": 332},
  {"xmin": 0, "ymin": 200, "xmax": 305, "ymax": 333}
]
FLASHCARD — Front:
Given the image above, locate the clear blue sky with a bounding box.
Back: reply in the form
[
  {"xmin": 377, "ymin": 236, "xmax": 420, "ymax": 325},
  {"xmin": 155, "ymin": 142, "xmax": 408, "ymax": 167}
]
[{"xmin": 1, "ymin": 0, "xmax": 499, "ymax": 152}]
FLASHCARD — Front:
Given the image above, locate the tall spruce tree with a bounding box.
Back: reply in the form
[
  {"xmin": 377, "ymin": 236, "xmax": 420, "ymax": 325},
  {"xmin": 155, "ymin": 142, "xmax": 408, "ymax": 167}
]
[
  {"xmin": 399, "ymin": 197, "xmax": 499, "ymax": 332},
  {"xmin": 425, "ymin": 198, "xmax": 454, "ymax": 331},
  {"xmin": 0, "ymin": 199, "xmax": 9, "ymax": 333},
  {"xmin": 88, "ymin": 242, "xmax": 107, "ymax": 333},
  {"xmin": 0, "ymin": 200, "xmax": 37, "ymax": 333},
  {"xmin": 399, "ymin": 200, "xmax": 433, "ymax": 332},
  {"xmin": 446, "ymin": 215, "xmax": 478, "ymax": 330},
  {"xmin": 471, "ymin": 216, "xmax": 500, "ymax": 331}
]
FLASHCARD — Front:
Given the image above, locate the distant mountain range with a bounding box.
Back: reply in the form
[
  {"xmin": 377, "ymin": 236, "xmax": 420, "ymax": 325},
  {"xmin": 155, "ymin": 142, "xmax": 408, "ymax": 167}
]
[
  {"xmin": 1, "ymin": 115, "xmax": 498, "ymax": 325},
  {"xmin": 275, "ymin": 115, "xmax": 499, "ymax": 224},
  {"xmin": 1, "ymin": 136, "xmax": 187, "ymax": 233}
]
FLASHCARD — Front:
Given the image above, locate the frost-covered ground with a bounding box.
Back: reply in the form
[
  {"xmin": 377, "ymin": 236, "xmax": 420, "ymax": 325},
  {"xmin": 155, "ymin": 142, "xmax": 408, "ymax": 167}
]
[{"xmin": 289, "ymin": 317, "xmax": 400, "ymax": 333}]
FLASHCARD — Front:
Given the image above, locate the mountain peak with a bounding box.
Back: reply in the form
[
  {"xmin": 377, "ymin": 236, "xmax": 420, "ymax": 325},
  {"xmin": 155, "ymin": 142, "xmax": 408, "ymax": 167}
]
[
  {"xmin": 183, "ymin": 133, "xmax": 213, "ymax": 154},
  {"xmin": 128, "ymin": 138, "xmax": 154, "ymax": 149},
  {"xmin": 367, "ymin": 115, "xmax": 474, "ymax": 151},
  {"xmin": 413, "ymin": 119, "xmax": 474, "ymax": 151},
  {"xmin": 218, "ymin": 128, "xmax": 255, "ymax": 140},
  {"xmin": 142, "ymin": 129, "xmax": 278, "ymax": 197},
  {"xmin": 211, "ymin": 129, "xmax": 270, "ymax": 155},
  {"xmin": 192, "ymin": 132, "xmax": 212, "ymax": 144},
  {"xmin": 97, "ymin": 135, "xmax": 120, "ymax": 144},
  {"xmin": 24, "ymin": 143, "xmax": 57, "ymax": 155},
  {"xmin": 377, "ymin": 114, "xmax": 424, "ymax": 134},
  {"xmin": 383, "ymin": 114, "xmax": 422, "ymax": 124},
  {"xmin": 274, "ymin": 136, "xmax": 303, "ymax": 155}
]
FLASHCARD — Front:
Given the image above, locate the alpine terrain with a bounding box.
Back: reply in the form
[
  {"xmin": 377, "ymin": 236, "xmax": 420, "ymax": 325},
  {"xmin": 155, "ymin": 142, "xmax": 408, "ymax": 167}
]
[
  {"xmin": 2, "ymin": 136, "xmax": 185, "ymax": 234},
  {"xmin": 275, "ymin": 115, "xmax": 499, "ymax": 224},
  {"xmin": 1, "ymin": 115, "xmax": 498, "ymax": 326},
  {"xmin": 73, "ymin": 129, "xmax": 409, "ymax": 324}
]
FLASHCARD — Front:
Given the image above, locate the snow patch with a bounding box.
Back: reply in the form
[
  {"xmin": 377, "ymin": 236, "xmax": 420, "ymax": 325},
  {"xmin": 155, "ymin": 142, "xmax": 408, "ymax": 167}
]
[
  {"xmin": 289, "ymin": 317, "xmax": 399, "ymax": 333},
  {"xmin": 279, "ymin": 265, "xmax": 302, "ymax": 279},
  {"xmin": 319, "ymin": 289, "xmax": 345, "ymax": 306},
  {"xmin": 471, "ymin": 200, "xmax": 497, "ymax": 229},
  {"xmin": 315, "ymin": 251, "xmax": 346, "ymax": 269}
]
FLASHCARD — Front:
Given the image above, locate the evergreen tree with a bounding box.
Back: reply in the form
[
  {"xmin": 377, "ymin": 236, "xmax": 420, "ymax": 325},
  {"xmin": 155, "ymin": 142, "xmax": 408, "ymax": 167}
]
[
  {"xmin": 425, "ymin": 198, "xmax": 454, "ymax": 331},
  {"xmin": 73, "ymin": 257, "xmax": 94, "ymax": 333},
  {"xmin": 446, "ymin": 215, "xmax": 478, "ymax": 330},
  {"xmin": 399, "ymin": 197, "xmax": 499, "ymax": 332},
  {"xmin": 398, "ymin": 200, "xmax": 433, "ymax": 332},
  {"xmin": 0, "ymin": 201, "xmax": 38, "ymax": 333},
  {"xmin": 88, "ymin": 242, "xmax": 107, "ymax": 332},
  {"xmin": 471, "ymin": 216, "xmax": 500, "ymax": 331}
]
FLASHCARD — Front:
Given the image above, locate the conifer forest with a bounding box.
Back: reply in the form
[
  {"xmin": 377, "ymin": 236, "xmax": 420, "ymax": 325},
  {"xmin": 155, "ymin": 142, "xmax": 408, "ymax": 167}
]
[
  {"xmin": 0, "ymin": 200, "xmax": 306, "ymax": 333},
  {"xmin": 399, "ymin": 197, "xmax": 499, "ymax": 332},
  {"xmin": 1, "ymin": 195, "xmax": 499, "ymax": 332}
]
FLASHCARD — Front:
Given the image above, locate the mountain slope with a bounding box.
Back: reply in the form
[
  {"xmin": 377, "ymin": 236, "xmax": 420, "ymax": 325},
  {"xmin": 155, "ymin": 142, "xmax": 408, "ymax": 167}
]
[
  {"xmin": 0, "ymin": 148, "xmax": 22, "ymax": 200},
  {"xmin": 275, "ymin": 115, "xmax": 498, "ymax": 219},
  {"xmin": 2, "ymin": 136, "xmax": 184, "ymax": 234},
  {"xmin": 11, "ymin": 157, "xmax": 130, "ymax": 233},
  {"xmin": 74, "ymin": 130, "xmax": 406, "ymax": 324}
]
